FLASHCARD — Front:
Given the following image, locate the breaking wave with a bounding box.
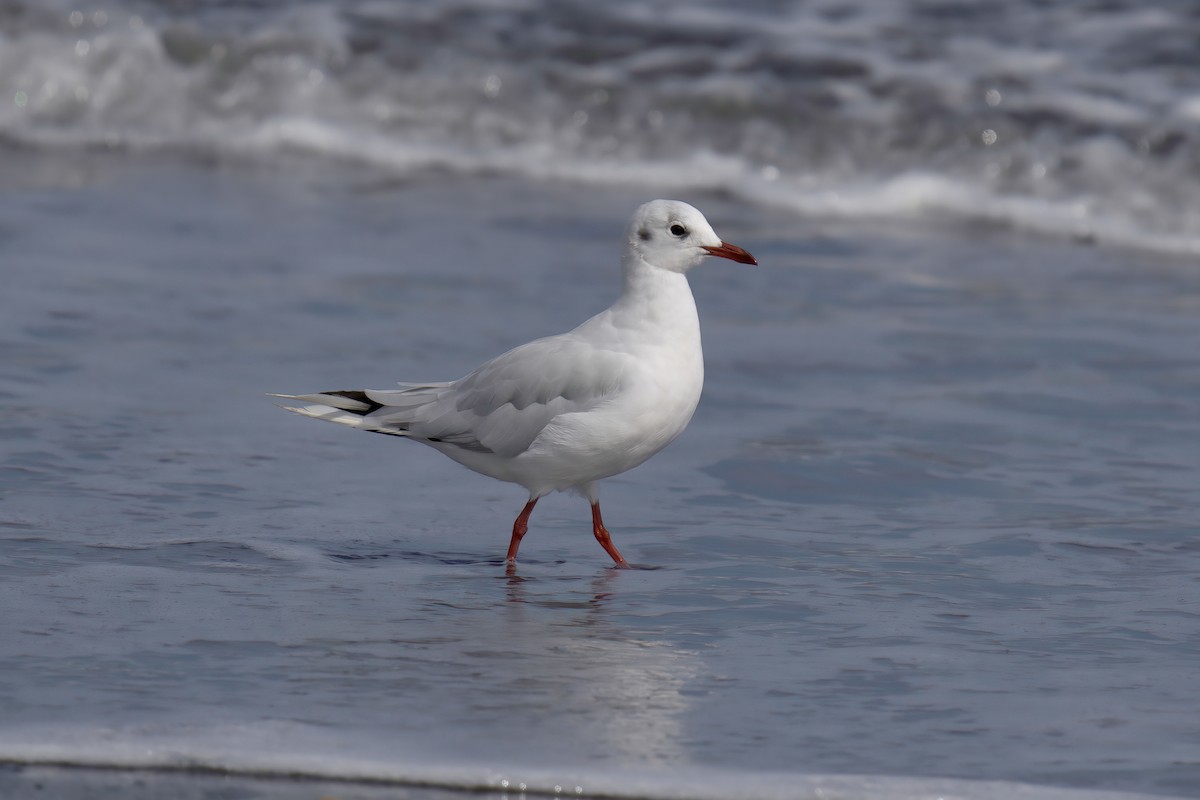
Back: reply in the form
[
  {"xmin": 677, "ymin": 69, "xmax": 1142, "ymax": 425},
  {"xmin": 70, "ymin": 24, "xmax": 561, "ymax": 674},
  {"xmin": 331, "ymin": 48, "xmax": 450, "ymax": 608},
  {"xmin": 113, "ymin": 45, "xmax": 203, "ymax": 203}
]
[{"xmin": 4, "ymin": 0, "xmax": 1200, "ymax": 255}]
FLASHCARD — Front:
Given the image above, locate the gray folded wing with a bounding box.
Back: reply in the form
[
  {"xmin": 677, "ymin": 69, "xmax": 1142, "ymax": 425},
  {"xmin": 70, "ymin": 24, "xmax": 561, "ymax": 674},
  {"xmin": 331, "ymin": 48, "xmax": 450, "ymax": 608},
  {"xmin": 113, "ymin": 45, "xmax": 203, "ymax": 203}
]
[{"xmin": 361, "ymin": 336, "xmax": 629, "ymax": 458}]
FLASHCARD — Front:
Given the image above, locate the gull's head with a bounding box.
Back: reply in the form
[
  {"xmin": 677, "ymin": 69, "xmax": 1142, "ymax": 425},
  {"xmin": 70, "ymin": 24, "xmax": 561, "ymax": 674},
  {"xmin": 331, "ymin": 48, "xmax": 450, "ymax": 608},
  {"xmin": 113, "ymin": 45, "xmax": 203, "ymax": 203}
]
[{"xmin": 626, "ymin": 199, "xmax": 757, "ymax": 273}]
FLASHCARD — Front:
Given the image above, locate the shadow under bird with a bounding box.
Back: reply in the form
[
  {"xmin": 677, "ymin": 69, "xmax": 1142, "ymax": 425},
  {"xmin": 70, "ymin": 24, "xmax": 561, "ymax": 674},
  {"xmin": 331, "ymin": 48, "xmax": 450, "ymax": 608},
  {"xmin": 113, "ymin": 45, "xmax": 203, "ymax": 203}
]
[{"xmin": 274, "ymin": 199, "xmax": 756, "ymax": 568}]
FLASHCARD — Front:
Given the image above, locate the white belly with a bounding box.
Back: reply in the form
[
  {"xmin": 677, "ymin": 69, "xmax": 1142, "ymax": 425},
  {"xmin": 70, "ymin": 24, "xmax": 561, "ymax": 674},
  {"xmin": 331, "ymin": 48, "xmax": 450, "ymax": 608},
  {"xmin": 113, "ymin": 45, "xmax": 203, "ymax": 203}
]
[{"xmin": 508, "ymin": 348, "xmax": 703, "ymax": 494}]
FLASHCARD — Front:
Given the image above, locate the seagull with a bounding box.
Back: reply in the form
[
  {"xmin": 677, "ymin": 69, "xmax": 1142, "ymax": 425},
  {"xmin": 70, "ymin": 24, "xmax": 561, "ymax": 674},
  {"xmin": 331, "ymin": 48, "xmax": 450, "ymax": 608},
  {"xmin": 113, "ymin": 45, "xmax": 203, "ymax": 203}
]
[{"xmin": 274, "ymin": 200, "xmax": 756, "ymax": 568}]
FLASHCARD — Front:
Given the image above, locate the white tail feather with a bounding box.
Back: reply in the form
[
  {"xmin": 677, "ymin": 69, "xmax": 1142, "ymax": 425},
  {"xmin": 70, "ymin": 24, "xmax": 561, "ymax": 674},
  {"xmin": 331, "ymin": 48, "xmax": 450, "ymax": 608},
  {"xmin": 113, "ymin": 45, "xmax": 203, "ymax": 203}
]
[
  {"xmin": 269, "ymin": 392, "xmax": 374, "ymax": 412},
  {"xmin": 275, "ymin": 403, "xmax": 366, "ymax": 428}
]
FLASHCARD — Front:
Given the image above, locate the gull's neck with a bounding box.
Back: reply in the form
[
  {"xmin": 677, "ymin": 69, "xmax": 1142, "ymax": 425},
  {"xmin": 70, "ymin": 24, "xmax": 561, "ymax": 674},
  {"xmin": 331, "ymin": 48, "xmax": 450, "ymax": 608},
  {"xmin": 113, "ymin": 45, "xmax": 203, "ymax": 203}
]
[{"xmin": 610, "ymin": 253, "xmax": 700, "ymax": 336}]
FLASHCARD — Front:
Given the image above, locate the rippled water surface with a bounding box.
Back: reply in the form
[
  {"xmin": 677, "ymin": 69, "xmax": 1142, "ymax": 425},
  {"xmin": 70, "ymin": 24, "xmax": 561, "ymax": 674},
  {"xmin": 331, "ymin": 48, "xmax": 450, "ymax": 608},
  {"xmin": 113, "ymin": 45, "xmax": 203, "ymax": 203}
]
[{"xmin": 1, "ymin": 157, "xmax": 1198, "ymax": 799}]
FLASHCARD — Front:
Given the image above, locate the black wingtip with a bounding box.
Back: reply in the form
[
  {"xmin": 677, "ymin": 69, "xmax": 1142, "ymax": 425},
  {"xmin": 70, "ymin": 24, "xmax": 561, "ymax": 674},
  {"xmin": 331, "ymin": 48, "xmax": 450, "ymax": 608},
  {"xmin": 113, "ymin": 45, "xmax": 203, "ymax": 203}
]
[{"xmin": 329, "ymin": 390, "xmax": 385, "ymax": 415}]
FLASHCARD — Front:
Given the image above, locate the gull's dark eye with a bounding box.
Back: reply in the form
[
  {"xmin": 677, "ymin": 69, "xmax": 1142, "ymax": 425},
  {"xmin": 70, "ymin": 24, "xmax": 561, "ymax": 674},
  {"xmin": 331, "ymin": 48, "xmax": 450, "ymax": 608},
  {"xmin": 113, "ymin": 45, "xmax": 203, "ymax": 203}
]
[{"xmin": 670, "ymin": 224, "xmax": 687, "ymax": 237}]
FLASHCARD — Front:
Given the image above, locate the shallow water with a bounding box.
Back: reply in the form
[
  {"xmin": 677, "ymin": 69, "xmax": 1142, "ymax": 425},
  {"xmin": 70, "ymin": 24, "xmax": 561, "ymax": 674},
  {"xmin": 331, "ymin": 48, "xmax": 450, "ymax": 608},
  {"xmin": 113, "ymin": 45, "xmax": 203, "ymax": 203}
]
[{"xmin": 1, "ymin": 157, "xmax": 1198, "ymax": 799}]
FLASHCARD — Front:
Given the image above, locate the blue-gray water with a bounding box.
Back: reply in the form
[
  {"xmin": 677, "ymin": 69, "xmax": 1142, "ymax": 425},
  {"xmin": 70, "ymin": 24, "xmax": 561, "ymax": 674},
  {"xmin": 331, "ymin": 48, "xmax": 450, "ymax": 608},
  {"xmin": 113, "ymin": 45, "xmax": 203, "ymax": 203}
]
[
  {"xmin": 2, "ymin": 159, "xmax": 1197, "ymax": 799},
  {"xmin": 2, "ymin": 2, "xmax": 1200, "ymax": 799}
]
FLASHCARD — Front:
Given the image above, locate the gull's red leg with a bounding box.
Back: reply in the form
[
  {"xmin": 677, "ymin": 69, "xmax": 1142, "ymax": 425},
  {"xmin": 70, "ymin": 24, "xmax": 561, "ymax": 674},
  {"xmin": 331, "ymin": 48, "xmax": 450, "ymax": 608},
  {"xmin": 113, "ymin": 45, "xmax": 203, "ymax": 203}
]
[
  {"xmin": 590, "ymin": 502, "xmax": 629, "ymax": 567},
  {"xmin": 505, "ymin": 498, "xmax": 539, "ymax": 564}
]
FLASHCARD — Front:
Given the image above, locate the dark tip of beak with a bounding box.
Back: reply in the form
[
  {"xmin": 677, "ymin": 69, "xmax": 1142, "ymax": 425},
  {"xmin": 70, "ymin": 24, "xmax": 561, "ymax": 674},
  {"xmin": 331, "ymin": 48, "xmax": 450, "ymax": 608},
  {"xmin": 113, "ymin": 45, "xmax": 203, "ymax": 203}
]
[{"xmin": 702, "ymin": 241, "xmax": 757, "ymax": 265}]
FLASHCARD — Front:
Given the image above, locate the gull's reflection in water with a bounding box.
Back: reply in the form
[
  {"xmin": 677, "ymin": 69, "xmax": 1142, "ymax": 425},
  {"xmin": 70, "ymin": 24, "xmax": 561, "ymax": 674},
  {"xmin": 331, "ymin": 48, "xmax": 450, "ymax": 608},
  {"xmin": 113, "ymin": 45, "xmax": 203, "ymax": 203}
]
[
  {"xmin": 502, "ymin": 565, "xmax": 618, "ymax": 609},
  {"xmin": 482, "ymin": 566, "xmax": 697, "ymax": 765}
]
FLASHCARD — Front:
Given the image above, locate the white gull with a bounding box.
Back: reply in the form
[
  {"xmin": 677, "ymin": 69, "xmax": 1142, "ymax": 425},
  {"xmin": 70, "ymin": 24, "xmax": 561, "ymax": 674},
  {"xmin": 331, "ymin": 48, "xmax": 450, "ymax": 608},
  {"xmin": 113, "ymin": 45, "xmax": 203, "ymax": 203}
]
[{"xmin": 274, "ymin": 199, "xmax": 756, "ymax": 568}]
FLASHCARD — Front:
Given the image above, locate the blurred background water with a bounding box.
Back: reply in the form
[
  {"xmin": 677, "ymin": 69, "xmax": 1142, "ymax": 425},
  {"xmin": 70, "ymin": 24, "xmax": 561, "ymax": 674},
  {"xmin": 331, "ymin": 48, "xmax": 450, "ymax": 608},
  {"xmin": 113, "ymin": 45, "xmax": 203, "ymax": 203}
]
[
  {"xmin": 1, "ymin": 2, "xmax": 1199, "ymax": 799},
  {"xmin": 7, "ymin": 0, "xmax": 1200, "ymax": 252}
]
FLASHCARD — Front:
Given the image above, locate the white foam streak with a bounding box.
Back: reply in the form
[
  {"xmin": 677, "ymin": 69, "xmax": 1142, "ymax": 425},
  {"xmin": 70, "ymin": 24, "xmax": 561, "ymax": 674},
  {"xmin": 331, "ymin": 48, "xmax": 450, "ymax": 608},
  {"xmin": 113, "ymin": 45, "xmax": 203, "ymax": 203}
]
[
  {"xmin": 750, "ymin": 173, "xmax": 1200, "ymax": 258},
  {"xmin": 200, "ymin": 114, "xmax": 1200, "ymax": 257},
  {"xmin": 0, "ymin": 724, "xmax": 1178, "ymax": 800}
]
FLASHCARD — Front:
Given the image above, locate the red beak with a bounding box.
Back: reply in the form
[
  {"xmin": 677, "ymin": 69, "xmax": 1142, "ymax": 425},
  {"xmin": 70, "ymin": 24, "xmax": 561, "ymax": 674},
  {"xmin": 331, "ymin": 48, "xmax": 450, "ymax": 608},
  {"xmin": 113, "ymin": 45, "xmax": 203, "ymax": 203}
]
[{"xmin": 702, "ymin": 241, "xmax": 757, "ymax": 265}]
